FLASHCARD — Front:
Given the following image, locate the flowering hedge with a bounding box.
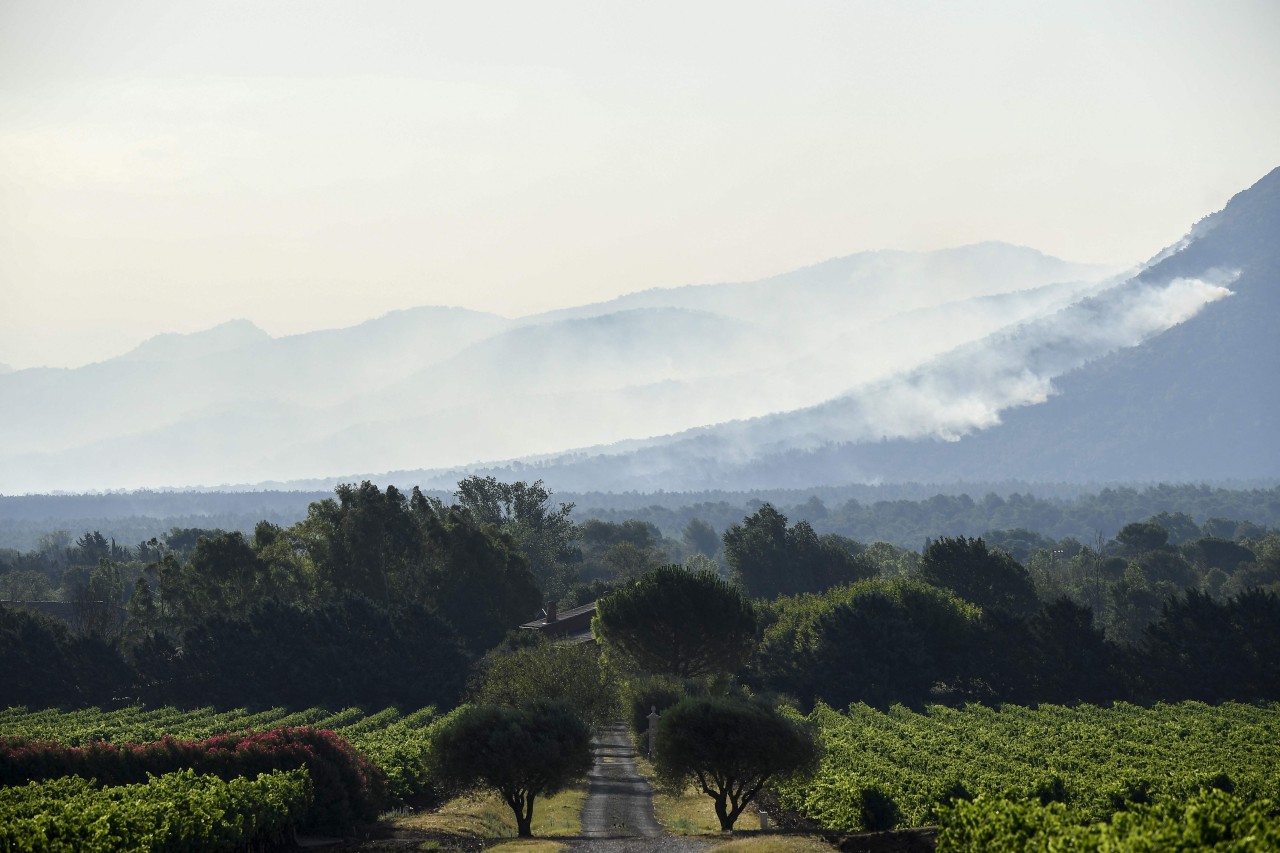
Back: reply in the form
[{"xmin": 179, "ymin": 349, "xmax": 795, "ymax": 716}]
[{"xmin": 0, "ymin": 727, "xmax": 384, "ymax": 834}]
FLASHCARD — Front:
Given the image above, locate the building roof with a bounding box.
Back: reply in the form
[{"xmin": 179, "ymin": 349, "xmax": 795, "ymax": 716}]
[
  {"xmin": 519, "ymin": 600, "xmax": 598, "ymax": 630},
  {"xmin": 520, "ymin": 600, "xmax": 598, "ymax": 644}
]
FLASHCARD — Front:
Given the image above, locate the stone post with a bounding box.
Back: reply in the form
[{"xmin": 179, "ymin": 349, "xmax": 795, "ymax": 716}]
[{"xmin": 647, "ymin": 705, "xmax": 660, "ymax": 757}]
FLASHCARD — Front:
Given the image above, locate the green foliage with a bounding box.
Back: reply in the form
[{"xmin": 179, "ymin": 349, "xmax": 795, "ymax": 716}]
[
  {"xmin": 421, "ymin": 503, "xmax": 544, "ymax": 653},
  {"xmin": 0, "ymin": 604, "xmax": 133, "ymax": 707},
  {"xmin": 919, "ymin": 536, "xmax": 1039, "ymax": 617},
  {"xmin": 1142, "ymin": 588, "xmax": 1280, "ymax": 702},
  {"xmin": 7, "ymin": 480, "xmax": 1280, "ymax": 714},
  {"xmin": 937, "ymin": 789, "xmax": 1280, "ymax": 852},
  {"xmin": 470, "ymin": 634, "xmax": 621, "ymax": 728},
  {"xmin": 1117, "ymin": 521, "xmax": 1171, "ymax": 554},
  {"xmin": 427, "ymin": 703, "xmax": 592, "ymax": 837},
  {"xmin": 187, "ymin": 531, "xmax": 277, "ymax": 615},
  {"xmin": 622, "ymin": 674, "xmax": 691, "ymax": 735},
  {"xmin": 572, "ymin": 484, "xmax": 1280, "ymax": 556},
  {"xmin": 0, "ymin": 569, "xmax": 52, "ymax": 600},
  {"xmin": 682, "ymin": 518, "xmax": 721, "ymax": 558},
  {"xmin": 0, "ymin": 768, "xmax": 313, "ymax": 853},
  {"xmin": 986, "ymin": 597, "xmax": 1122, "ymax": 705},
  {"xmin": 854, "ymin": 785, "xmax": 902, "ymax": 831},
  {"xmin": 275, "ymin": 481, "xmax": 542, "ymax": 653},
  {"xmin": 6, "ymin": 482, "xmax": 1278, "ymax": 557},
  {"xmin": 752, "ymin": 577, "xmax": 981, "ymax": 708},
  {"xmin": 343, "ymin": 706, "xmax": 441, "ymax": 803},
  {"xmin": 654, "ymin": 696, "xmax": 821, "ymax": 830},
  {"xmin": 1184, "ymin": 536, "xmax": 1257, "ymax": 573},
  {"xmin": 594, "ymin": 565, "xmax": 758, "ymax": 678},
  {"xmin": 129, "ymin": 594, "xmax": 468, "ymax": 710},
  {"xmin": 578, "ymin": 519, "xmax": 667, "ymax": 584},
  {"xmin": 724, "ymin": 504, "xmax": 876, "ymax": 599},
  {"xmin": 774, "ymin": 701, "xmax": 1280, "ymax": 832},
  {"xmin": 454, "ymin": 476, "xmax": 582, "ymax": 601}
]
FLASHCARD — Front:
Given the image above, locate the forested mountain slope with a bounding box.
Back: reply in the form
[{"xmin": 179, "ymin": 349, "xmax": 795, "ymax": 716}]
[
  {"xmin": 808, "ymin": 163, "xmax": 1280, "ymax": 482},
  {"xmin": 438, "ymin": 167, "xmax": 1278, "ymax": 489}
]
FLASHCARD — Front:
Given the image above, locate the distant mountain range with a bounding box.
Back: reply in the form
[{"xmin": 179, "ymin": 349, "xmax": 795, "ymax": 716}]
[
  {"xmin": 2, "ymin": 168, "xmax": 1275, "ymax": 494},
  {"xmin": 432, "ymin": 167, "xmax": 1278, "ymax": 491}
]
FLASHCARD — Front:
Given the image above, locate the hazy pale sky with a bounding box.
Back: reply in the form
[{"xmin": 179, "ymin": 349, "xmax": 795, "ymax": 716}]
[{"xmin": 2, "ymin": 0, "xmax": 1277, "ymax": 370}]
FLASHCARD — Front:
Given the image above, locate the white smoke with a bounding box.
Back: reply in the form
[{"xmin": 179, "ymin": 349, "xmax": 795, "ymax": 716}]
[{"xmin": 754, "ymin": 270, "xmax": 1239, "ymax": 448}]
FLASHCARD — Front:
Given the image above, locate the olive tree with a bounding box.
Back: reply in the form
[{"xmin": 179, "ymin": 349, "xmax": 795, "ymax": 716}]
[
  {"xmin": 654, "ymin": 696, "xmax": 820, "ymax": 830},
  {"xmin": 428, "ymin": 703, "xmax": 592, "ymax": 837}
]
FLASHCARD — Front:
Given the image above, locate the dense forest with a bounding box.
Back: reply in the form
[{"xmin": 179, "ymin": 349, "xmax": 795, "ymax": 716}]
[
  {"xmin": 2, "ymin": 480, "xmax": 1277, "ymax": 552},
  {"xmin": 3, "ymin": 477, "xmax": 1278, "ymax": 712}
]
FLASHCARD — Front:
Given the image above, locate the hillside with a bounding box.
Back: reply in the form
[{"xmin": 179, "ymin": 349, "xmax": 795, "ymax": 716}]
[
  {"xmin": 3, "ymin": 167, "xmax": 1273, "ymax": 494},
  {"xmin": 414, "ymin": 167, "xmax": 1278, "ymax": 490},
  {"xmin": 0, "ymin": 243, "xmax": 1110, "ymax": 493}
]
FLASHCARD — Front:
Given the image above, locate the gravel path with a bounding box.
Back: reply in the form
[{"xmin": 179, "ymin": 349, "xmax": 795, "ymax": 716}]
[{"xmin": 567, "ymin": 723, "xmax": 712, "ymax": 853}]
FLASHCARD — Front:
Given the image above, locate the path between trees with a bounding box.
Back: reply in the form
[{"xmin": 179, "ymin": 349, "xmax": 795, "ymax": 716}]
[{"xmin": 569, "ymin": 722, "xmax": 711, "ymax": 853}]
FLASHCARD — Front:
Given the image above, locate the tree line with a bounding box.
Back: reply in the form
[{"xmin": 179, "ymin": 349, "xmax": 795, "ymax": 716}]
[
  {"xmin": 5, "ymin": 481, "xmax": 1277, "ymax": 554},
  {"xmin": 2, "ymin": 478, "xmax": 1278, "ymax": 713},
  {"xmin": 3, "ymin": 478, "xmax": 578, "ymax": 709}
]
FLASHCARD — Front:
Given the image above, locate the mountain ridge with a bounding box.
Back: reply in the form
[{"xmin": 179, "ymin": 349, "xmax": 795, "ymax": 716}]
[
  {"xmin": 1, "ymin": 188, "xmax": 1266, "ymax": 495},
  {"xmin": 400, "ymin": 167, "xmax": 1276, "ymax": 490}
]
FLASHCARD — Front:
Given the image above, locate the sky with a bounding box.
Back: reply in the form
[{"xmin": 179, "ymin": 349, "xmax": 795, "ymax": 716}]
[{"xmin": 1, "ymin": 0, "xmax": 1278, "ymax": 370}]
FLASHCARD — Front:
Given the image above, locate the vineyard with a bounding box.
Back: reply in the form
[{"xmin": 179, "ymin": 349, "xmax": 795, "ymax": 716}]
[
  {"xmin": 775, "ymin": 700, "xmax": 1280, "ymax": 846},
  {"xmin": 1, "ymin": 769, "xmax": 312, "ymax": 853},
  {"xmin": 937, "ymin": 788, "xmax": 1280, "ymax": 851},
  {"xmin": 7, "ymin": 700, "xmax": 1280, "ymax": 851},
  {"xmin": 0, "ymin": 704, "xmax": 440, "ymax": 851}
]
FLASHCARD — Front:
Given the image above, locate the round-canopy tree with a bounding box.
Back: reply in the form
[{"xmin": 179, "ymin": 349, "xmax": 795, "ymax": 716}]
[
  {"xmin": 918, "ymin": 536, "xmax": 1039, "ymax": 617},
  {"xmin": 654, "ymin": 696, "xmax": 820, "ymax": 830},
  {"xmin": 724, "ymin": 504, "xmax": 875, "ymax": 599},
  {"xmin": 752, "ymin": 577, "xmax": 981, "ymax": 710},
  {"xmin": 427, "ymin": 703, "xmax": 592, "ymax": 837},
  {"xmin": 593, "ymin": 566, "xmax": 757, "ymax": 678},
  {"xmin": 470, "ymin": 634, "xmax": 620, "ymax": 729}
]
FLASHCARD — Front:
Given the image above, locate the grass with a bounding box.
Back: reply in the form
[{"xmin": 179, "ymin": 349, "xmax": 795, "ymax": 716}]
[
  {"xmin": 386, "ymin": 792, "xmax": 515, "ymax": 839},
  {"xmin": 524, "ymin": 784, "xmax": 588, "ymax": 836},
  {"xmin": 632, "ymin": 748, "xmax": 737, "ymax": 835},
  {"xmin": 382, "ymin": 783, "xmax": 587, "ymax": 844},
  {"xmin": 631, "ymin": 733, "xmax": 833, "ymax": 853},
  {"xmin": 653, "ymin": 785, "xmax": 727, "ymax": 835},
  {"xmin": 486, "ymin": 841, "xmax": 567, "ymax": 853},
  {"xmin": 705, "ymin": 838, "xmax": 839, "ymax": 853}
]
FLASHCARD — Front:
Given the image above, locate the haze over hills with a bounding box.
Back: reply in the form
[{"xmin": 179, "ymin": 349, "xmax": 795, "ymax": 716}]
[
  {"xmin": 1, "ymin": 168, "xmax": 1274, "ymax": 495},
  {"xmin": 0, "ymin": 242, "xmax": 1111, "ymax": 493},
  {"xmin": 437, "ymin": 166, "xmax": 1279, "ymax": 491}
]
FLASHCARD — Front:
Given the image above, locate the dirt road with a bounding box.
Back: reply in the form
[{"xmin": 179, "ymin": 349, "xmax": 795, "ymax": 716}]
[{"xmin": 569, "ymin": 723, "xmax": 711, "ymax": 853}]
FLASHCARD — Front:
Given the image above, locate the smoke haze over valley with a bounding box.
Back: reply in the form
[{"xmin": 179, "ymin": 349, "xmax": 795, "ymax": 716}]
[{"xmin": 2, "ymin": 162, "xmax": 1275, "ymax": 495}]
